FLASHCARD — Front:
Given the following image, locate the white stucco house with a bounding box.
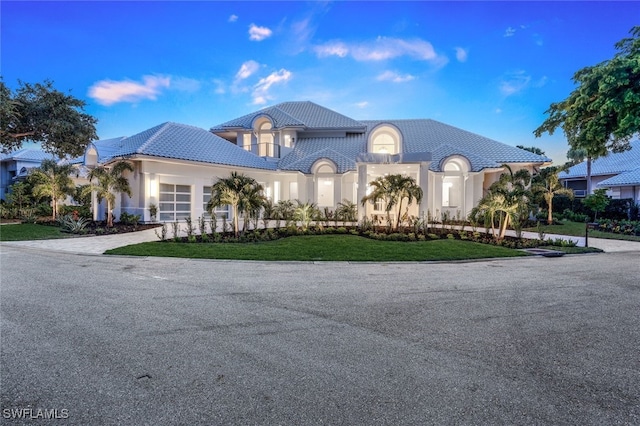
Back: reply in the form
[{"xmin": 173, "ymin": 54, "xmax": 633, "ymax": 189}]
[
  {"xmin": 559, "ymin": 140, "xmax": 640, "ymax": 203},
  {"xmin": 74, "ymin": 101, "xmax": 552, "ymax": 223}
]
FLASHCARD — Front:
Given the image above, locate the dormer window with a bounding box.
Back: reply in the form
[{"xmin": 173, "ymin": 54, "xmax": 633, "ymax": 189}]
[{"xmin": 368, "ymin": 125, "xmax": 401, "ymax": 155}]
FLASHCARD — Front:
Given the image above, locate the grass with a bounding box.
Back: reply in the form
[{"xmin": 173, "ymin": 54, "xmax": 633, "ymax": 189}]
[
  {"xmin": 527, "ymin": 220, "xmax": 640, "ymax": 242},
  {"xmin": 0, "ymin": 223, "xmax": 69, "ymax": 241},
  {"xmin": 105, "ymin": 234, "xmax": 529, "ymax": 261}
]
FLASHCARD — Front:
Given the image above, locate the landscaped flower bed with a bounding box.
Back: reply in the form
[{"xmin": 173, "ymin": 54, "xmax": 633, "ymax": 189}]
[{"xmin": 594, "ymin": 219, "xmax": 640, "ymax": 236}]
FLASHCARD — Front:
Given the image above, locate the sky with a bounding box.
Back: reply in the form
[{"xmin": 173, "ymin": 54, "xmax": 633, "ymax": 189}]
[{"xmin": 2, "ymin": 1, "xmax": 639, "ymax": 165}]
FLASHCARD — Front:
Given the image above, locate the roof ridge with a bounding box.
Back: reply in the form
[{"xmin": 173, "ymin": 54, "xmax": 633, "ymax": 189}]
[{"xmin": 136, "ymin": 122, "xmax": 172, "ymax": 154}]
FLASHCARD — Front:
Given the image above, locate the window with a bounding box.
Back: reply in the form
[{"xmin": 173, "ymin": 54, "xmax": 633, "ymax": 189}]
[
  {"xmin": 273, "ymin": 181, "xmax": 280, "ymax": 203},
  {"xmin": 368, "ymin": 125, "xmax": 401, "ymax": 154},
  {"xmin": 243, "ymin": 134, "xmax": 252, "ymax": 152},
  {"xmin": 441, "ymin": 157, "xmax": 469, "ymax": 209},
  {"xmin": 159, "ymin": 183, "xmax": 191, "ymax": 221},
  {"xmin": 203, "ymin": 186, "xmax": 229, "ymax": 219},
  {"xmin": 258, "ymin": 122, "xmax": 274, "ymax": 156},
  {"xmin": 372, "ymin": 133, "xmax": 396, "ymax": 154},
  {"xmin": 317, "ymin": 177, "xmax": 334, "ymax": 207},
  {"xmin": 289, "ymin": 182, "xmax": 298, "ymax": 199}
]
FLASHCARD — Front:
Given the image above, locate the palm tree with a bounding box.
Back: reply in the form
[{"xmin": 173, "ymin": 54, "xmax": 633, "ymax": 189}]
[
  {"xmin": 85, "ymin": 161, "xmax": 134, "ymax": 227},
  {"xmin": 361, "ymin": 174, "xmax": 423, "ymax": 231},
  {"xmin": 532, "ymin": 168, "xmax": 574, "ymax": 225},
  {"xmin": 207, "ymin": 172, "xmax": 264, "ymax": 238},
  {"xmin": 28, "ymin": 159, "xmax": 75, "ymax": 220},
  {"xmin": 475, "ymin": 166, "xmax": 533, "ymax": 239}
]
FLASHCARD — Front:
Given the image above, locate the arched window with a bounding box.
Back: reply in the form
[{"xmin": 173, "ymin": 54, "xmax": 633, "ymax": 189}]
[
  {"xmin": 368, "ymin": 125, "xmax": 401, "ymax": 154},
  {"xmin": 252, "ymin": 117, "xmax": 275, "ymax": 157},
  {"xmin": 442, "ymin": 157, "xmax": 469, "ymax": 208},
  {"xmin": 258, "ymin": 122, "xmax": 274, "ymax": 156},
  {"xmin": 313, "ymin": 160, "xmax": 337, "ymax": 207}
]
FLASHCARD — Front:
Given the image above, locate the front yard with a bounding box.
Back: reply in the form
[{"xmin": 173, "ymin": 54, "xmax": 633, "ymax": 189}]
[{"xmin": 105, "ymin": 234, "xmax": 530, "ymax": 261}]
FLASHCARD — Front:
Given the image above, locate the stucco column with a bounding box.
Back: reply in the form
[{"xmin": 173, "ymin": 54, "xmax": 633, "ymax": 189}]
[
  {"xmin": 419, "ymin": 162, "xmax": 430, "ymax": 218},
  {"xmin": 357, "ymin": 164, "xmax": 367, "ymax": 219}
]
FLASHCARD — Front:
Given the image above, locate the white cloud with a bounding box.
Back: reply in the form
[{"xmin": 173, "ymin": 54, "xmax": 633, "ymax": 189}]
[
  {"xmin": 314, "ymin": 37, "xmax": 444, "ymax": 64},
  {"xmin": 228, "ymin": 14, "xmax": 238, "ymax": 23},
  {"xmin": 235, "ymin": 60, "xmax": 261, "ymax": 81},
  {"xmin": 499, "ymin": 70, "xmax": 531, "ymax": 96},
  {"xmin": 455, "ymin": 47, "xmax": 468, "ymax": 62},
  {"xmin": 314, "ymin": 41, "xmax": 349, "ymax": 58},
  {"xmin": 352, "ymin": 37, "xmax": 438, "ymax": 61},
  {"xmin": 504, "ymin": 27, "xmax": 516, "ymax": 37},
  {"xmin": 356, "ymin": 101, "xmax": 369, "ymax": 108},
  {"xmin": 249, "ymin": 24, "xmax": 272, "ymax": 41},
  {"xmin": 252, "ymin": 69, "xmax": 292, "ymax": 105},
  {"xmin": 212, "ymin": 79, "xmax": 226, "ymax": 95},
  {"xmin": 376, "ymin": 70, "xmax": 415, "ymax": 83},
  {"xmin": 88, "ymin": 75, "xmax": 171, "ymax": 106}
]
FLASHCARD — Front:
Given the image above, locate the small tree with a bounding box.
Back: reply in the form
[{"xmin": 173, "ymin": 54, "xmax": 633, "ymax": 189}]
[
  {"xmin": 85, "ymin": 161, "xmax": 134, "ymax": 227},
  {"xmin": 28, "ymin": 159, "xmax": 75, "ymax": 220},
  {"xmin": 532, "ymin": 168, "xmax": 574, "ymax": 225},
  {"xmin": 583, "ymin": 188, "xmax": 610, "ymax": 221}
]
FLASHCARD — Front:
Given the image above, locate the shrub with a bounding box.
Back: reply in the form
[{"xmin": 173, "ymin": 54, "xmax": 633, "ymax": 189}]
[
  {"xmin": 56, "ymin": 214, "xmax": 90, "ymax": 234},
  {"xmin": 119, "ymin": 211, "xmax": 141, "ymax": 227}
]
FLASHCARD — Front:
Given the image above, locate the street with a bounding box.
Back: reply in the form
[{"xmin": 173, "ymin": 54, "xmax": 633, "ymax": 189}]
[{"xmin": 1, "ymin": 246, "xmax": 639, "ymax": 425}]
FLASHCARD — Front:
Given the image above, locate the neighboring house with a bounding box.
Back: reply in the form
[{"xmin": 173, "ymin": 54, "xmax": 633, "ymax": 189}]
[
  {"xmin": 0, "ymin": 149, "xmax": 55, "ymax": 201},
  {"xmin": 75, "ymin": 101, "xmax": 552, "ymax": 223},
  {"xmin": 559, "ymin": 140, "xmax": 640, "ymax": 203}
]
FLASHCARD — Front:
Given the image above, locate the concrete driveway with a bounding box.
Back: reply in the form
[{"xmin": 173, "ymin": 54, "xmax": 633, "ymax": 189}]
[{"xmin": 1, "ymin": 245, "xmax": 639, "ymax": 424}]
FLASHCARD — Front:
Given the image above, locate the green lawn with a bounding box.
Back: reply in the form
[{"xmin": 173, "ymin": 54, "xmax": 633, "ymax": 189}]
[
  {"xmin": 0, "ymin": 223, "xmax": 69, "ymax": 241},
  {"xmin": 527, "ymin": 220, "xmax": 640, "ymax": 242},
  {"xmin": 105, "ymin": 234, "xmax": 529, "ymax": 261}
]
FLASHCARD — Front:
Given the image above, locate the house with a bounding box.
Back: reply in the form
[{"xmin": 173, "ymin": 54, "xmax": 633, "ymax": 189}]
[
  {"xmin": 77, "ymin": 101, "xmax": 552, "ymax": 223},
  {"xmin": 0, "ymin": 149, "xmax": 55, "ymax": 201},
  {"xmin": 559, "ymin": 140, "xmax": 640, "ymax": 203}
]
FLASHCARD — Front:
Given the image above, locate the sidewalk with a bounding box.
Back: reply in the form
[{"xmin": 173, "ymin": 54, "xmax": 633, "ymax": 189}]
[{"xmin": 1, "ymin": 225, "xmax": 639, "ymax": 255}]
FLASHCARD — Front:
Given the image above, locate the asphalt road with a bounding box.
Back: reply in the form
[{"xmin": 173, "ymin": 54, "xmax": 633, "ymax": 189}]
[{"xmin": 1, "ymin": 246, "xmax": 639, "ymax": 425}]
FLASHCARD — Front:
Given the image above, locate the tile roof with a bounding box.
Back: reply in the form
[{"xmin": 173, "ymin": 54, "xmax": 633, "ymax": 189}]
[
  {"xmin": 0, "ymin": 149, "xmax": 56, "ymax": 162},
  {"xmin": 561, "ymin": 141, "xmax": 640, "ymax": 178},
  {"xmin": 278, "ymin": 118, "xmax": 550, "ymax": 173},
  {"xmin": 69, "ymin": 137, "xmax": 126, "ymax": 164},
  {"xmin": 92, "ymin": 123, "xmax": 277, "ymax": 170},
  {"xmin": 597, "ymin": 166, "xmax": 640, "ymax": 187},
  {"xmin": 211, "ymin": 101, "xmax": 366, "ymax": 131}
]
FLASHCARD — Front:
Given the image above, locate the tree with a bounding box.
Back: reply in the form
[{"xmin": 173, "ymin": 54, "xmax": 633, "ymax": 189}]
[
  {"xmin": 85, "ymin": 161, "xmax": 134, "ymax": 227},
  {"xmin": 474, "ymin": 166, "xmax": 533, "ymax": 239},
  {"xmin": 361, "ymin": 174, "xmax": 423, "ymax": 231},
  {"xmin": 207, "ymin": 172, "xmax": 264, "ymax": 238},
  {"xmin": 516, "ymin": 145, "xmax": 546, "ymax": 156},
  {"xmin": 532, "ymin": 167, "xmax": 574, "ymax": 225},
  {"xmin": 582, "ymin": 188, "xmax": 610, "ymax": 221},
  {"xmin": 27, "ymin": 159, "xmax": 75, "ymax": 220},
  {"xmin": 534, "ymin": 26, "xmax": 640, "ymax": 193},
  {"xmin": 0, "ymin": 79, "xmax": 98, "ymax": 158}
]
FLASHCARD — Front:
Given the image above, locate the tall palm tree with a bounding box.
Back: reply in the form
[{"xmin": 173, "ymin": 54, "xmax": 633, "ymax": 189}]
[
  {"xmin": 532, "ymin": 168, "xmax": 574, "ymax": 225},
  {"xmin": 361, "ymin": 174, "xmax": 423, "ymax": 231},
  {"xmin": 208, "ymin": 172, "xmax": 264, "ymax": 237},
  {"xmin": 28, "ymin": 159, "xmax": 75, "ymax": 220},
  {"xmin": 85, "ymin": 161, "xmax": 134, "ymax": 227}
]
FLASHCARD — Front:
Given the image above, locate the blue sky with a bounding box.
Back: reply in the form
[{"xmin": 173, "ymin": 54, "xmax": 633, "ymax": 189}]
[{"xmin": 2, "ymin": 1, "xmax": 638, "ymax": 164}]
